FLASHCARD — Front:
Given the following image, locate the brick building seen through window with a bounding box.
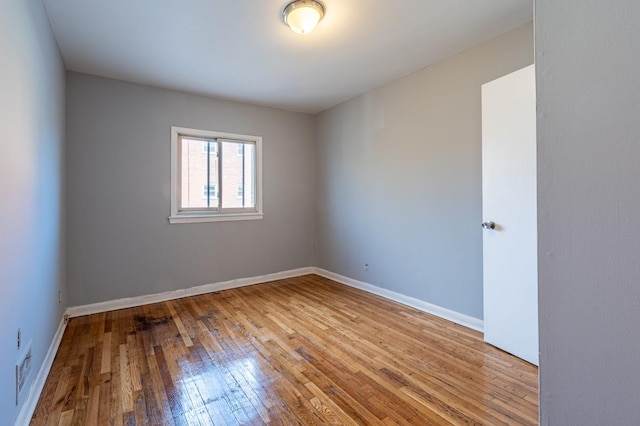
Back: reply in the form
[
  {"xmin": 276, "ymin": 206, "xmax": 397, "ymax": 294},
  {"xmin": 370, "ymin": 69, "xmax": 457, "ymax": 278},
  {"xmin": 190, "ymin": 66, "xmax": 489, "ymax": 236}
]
[{"xmin": 180, "ymin": 139, "xmax": 255, "ymax": 209}]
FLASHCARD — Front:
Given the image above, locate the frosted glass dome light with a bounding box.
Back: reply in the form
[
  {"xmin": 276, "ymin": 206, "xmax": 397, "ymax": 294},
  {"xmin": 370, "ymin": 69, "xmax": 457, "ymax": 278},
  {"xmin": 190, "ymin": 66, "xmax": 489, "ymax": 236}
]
[{"xmin": 283, "ymin": 0, "xmax": 325, "ymax": 35}]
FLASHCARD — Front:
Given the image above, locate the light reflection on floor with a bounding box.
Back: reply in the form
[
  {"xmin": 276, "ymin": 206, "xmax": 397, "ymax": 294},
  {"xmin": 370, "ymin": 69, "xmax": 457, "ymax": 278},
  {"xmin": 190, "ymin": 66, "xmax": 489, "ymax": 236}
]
[{"xmin": 176, "ymin": 352, "xmax": 265, "ymax": 423}]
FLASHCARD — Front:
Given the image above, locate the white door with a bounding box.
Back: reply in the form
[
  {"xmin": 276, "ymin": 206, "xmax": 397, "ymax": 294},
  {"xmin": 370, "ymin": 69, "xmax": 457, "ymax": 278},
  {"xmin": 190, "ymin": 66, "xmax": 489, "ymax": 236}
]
[{"xmin": 481, "ymin": 65, "xmax": 538, "ymax": 366}]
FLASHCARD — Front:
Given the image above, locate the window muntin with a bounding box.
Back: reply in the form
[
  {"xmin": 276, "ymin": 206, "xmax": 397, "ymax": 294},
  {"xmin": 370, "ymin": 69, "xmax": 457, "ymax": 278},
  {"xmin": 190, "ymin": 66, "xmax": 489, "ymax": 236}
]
[{"xmin": 170, "ymin": 127, "xmax": 263, "ymax": 223}]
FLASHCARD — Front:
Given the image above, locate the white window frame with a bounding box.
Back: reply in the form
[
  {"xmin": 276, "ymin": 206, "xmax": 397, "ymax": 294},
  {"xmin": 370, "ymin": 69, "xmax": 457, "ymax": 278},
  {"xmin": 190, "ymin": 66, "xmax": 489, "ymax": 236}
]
[{"xmin": 169, "ymin": 126, "xmax": 263, "ymax": 224}]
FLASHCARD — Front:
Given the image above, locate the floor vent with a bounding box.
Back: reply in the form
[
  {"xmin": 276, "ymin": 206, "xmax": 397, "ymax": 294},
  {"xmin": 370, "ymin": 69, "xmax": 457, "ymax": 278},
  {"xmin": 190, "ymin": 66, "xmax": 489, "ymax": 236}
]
[{"xmin": 16, "ymin": 343, "xmax": 32, "ymax": 405}]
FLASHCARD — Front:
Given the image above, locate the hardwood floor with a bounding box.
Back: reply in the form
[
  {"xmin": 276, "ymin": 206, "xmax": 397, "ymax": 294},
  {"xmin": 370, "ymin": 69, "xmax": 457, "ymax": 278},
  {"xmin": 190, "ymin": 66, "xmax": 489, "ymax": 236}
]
[{"xmin": 31, "ymin": 274, "xmax": 538, "ymax": 425}]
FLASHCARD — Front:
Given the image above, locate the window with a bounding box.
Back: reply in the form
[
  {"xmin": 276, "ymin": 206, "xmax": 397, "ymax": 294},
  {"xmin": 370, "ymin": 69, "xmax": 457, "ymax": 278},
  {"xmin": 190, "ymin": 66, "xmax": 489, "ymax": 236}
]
[
  {"xmin": 170, "ymin": 126, "xmax": 263, "ymax": 223},
  {"xmin": 203, "ymin": 183, "xmax": 218, "ymax": 200},
  {"xmin": 202, "ymin": 141, "xmax": 218, "ymax": 155}
]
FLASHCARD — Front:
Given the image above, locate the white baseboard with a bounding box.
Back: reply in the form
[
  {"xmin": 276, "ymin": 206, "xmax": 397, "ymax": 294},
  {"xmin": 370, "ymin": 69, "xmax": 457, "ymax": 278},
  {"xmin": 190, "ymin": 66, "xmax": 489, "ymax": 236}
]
[
  {"xmin": 66, "ymin": 267, "xmax": 316, "ymax": 318},
  {"xmin": 15, "ymin": 314, "xmax": 68, "ymax": 426},
  {"xmin": 66, "ymin": 266, "xmax": 483, "ymax": 332},
  {"xmin": 312, "ymin": 268, "xmax": 484, "ymax": 332}
]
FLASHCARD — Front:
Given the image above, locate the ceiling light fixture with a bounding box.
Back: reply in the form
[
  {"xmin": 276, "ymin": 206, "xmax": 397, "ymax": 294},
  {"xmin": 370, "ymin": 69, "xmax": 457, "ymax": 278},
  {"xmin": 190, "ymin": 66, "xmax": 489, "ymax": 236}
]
[{"xmin": 282, "ymin": 0, "xmax": 325, "ymax": 35}]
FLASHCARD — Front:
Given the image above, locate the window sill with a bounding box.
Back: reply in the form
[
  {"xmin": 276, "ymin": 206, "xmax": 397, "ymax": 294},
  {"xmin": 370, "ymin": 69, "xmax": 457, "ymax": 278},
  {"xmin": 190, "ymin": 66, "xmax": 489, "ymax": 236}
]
[{"xmin": 168, "ymin": 212, "xmax": 264, "ymax": 224}]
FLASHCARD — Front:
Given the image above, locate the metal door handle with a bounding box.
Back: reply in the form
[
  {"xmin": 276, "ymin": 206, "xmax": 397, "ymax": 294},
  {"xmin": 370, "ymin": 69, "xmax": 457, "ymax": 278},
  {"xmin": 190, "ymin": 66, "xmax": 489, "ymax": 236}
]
[{"xmin": 482, "ymin": 221, "xmax": 496, "ymax": 230}]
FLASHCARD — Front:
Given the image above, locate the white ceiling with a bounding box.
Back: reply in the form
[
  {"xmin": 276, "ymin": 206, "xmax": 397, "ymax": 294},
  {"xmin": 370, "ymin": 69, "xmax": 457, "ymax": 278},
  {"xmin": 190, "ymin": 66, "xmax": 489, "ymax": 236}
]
[{"xmin": 42, "ymin": 0, "xmax": 532, "ymax": 114}]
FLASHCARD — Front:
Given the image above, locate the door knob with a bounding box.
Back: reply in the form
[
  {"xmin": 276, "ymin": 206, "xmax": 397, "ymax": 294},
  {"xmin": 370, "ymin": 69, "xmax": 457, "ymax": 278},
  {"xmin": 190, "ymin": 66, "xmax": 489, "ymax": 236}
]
[{"xmin": 482, "ymin": 221, "xmax": 496, "ymax": 230}]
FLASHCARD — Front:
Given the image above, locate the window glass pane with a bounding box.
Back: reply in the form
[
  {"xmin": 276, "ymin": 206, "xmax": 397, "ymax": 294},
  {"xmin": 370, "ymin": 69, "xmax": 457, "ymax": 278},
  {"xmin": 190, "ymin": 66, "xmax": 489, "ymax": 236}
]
[
  {"xmin": 181, "ymin": 138, "xmax": 218, "ymax": 209},
  {"xmin": 221, "ymin": 141, "xmax": 255, "ymax": 209}
]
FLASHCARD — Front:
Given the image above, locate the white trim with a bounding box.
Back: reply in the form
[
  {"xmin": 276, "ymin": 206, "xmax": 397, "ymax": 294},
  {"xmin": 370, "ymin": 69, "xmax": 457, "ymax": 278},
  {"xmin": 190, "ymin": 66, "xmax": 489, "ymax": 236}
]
[
  {"xmin": 15, "ymin": 315, "xmax": 68, "ymax": 426},
  {"xmin": 66, "ymin": 266, "xmax": 483, "ymax": 330},
  {"xmin": 66, "ymin": 267, "xmax": 315, "ymax": 318},
  {"xmin": 312, "ymin": 268, "xmax": 484, "ymax": 332},
  {"xmin": 168, "ymin": 212, "xmax": 263, "ymax": 224}
]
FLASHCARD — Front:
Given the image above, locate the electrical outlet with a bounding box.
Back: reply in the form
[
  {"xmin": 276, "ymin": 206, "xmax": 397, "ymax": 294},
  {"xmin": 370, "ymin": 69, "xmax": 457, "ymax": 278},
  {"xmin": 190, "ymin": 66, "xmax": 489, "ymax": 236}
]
[
  {"xmin": 364, "ymin": 263, "xmax": 369, "ymax": 271},
  {"xmin": 58, "ymin": 290, "xmax": 62, "ymax": 303},
  {"xmin": 17, "ymin": 329, "xmax": 21, "ymax": 350}
]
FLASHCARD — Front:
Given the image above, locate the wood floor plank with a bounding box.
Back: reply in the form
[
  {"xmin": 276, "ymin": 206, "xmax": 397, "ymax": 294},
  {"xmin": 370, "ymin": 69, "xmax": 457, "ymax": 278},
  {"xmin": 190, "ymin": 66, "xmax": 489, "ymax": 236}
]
[
  {"xmin": 100, "ymin": 332, "xmax": 112, "ymax": 374},
  {"xmin": 32, "ymin": 274, "xmax": 538, "ymax": 425},
  {"xmin": 84, "ymin": 383, "xmax": 100, "ymax": 426}
]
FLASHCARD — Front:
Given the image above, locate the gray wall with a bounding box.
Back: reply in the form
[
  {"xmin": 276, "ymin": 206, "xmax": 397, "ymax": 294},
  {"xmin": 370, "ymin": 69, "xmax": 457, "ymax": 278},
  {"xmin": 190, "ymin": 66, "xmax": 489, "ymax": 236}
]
[
  {"xmin": 66, "ymin": 73, "xmax": 315, "ymax": 306},
  {"xmin": 314, "ymin": 24, "xmax": 533, "ymax": 319},
  {"xmin": 536, "ymin": 1, "xmax": 640, "ymax": 424},
  {"xmin": 0, "ymin": 0, "xmax": 66, "ymax": 424}
]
